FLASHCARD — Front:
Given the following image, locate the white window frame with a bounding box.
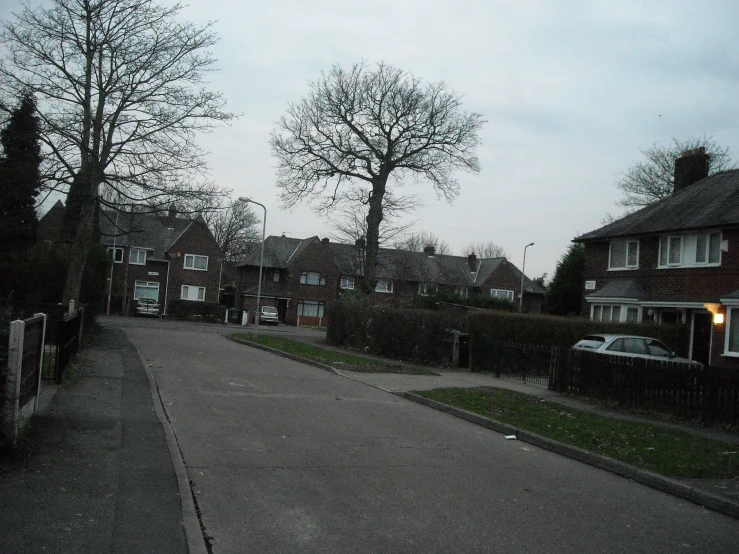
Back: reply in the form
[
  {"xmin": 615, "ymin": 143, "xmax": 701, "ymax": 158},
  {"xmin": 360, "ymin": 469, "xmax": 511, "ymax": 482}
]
[
  {"xmin": 129, "ymin": 248, "xmax": 147, "ymax": 265},
  {"xmin": 375, "ymin": 279, "xmax": 393, "ymax": 293},
  {"xmin": 133, "ymin": 280, "xmax": 159, "ymax": 300},
  {"xmin": 272, "ymin": 271, "xmax": 280, "ymax": 283},
  {"xmin": 658, "ymin": 231, "xmax": 722, "ymax": 269},
  {"xmin": 297, "ymin": 299, "xmax": 325, "ymax": 318},
  {"xmin": 184, "ymin": 254, "xmax": 208, "ymax": 271},
  {"xmin": 340, "ymin": 276, "xmax": 355, "ymax": 290},
  {"xmin": 108, "ymin": 247, "xmax": 123, "ymax": 263},
  {"xmin": 608, "ymin": 239, "xmax": 639, "ymax": 270},
  {"xmin": 181, "ymin": 285, "xmax": 206, "ymax": 302},
  {"xmin": 724, "ymin": 307, "xmax": 739, "ymax": 357},
  {"xmin": 456, "ymin": 287, "xmax": 469, "ymax": 298},
  {"xmin": 590, "ymin": 303, "xmax": 641, "ymax": 323},
  {"xmin": 490, "ymin": 289, "xmax": 514, "ymax": 302},
  {"xmin": 299, "ymin": 272, "xmax": 326, "ymax": 286},
  {"xmin": 418, "ymin": 283, "xmax": 437, "ymax": 296}
]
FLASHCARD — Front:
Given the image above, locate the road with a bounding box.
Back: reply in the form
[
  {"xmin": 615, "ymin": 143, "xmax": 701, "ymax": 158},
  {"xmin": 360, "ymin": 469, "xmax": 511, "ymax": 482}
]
[{"xmin": 112, "ymin": 318, "xmax": 739, "ymax": 553}]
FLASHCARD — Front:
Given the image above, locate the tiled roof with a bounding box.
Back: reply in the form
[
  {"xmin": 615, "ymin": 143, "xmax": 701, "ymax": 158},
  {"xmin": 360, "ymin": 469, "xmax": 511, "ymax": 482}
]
[
  {"xmin": 236, "ymin": 236, "xmax": 317, "ymax": 268},
  {"xmin": 99, "ymin": 210, "xmax": 193, "ymax": 260},
  {"xmin": 240, "ymin": 282, "xmax": 292, "ymax": 298},
  {"xmin": 586, "ymin": 279, "xmax": 646, "ymax": 300},
  {"xmin": 575, "ymin": 169, "xmax": 739, "ymax": 242}
]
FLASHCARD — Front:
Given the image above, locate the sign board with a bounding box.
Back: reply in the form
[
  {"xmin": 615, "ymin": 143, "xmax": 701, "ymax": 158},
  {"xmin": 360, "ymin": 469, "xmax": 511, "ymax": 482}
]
[
  {"xmin": 584, "ymin": 280, "xmax": 596, "ymax": 290},
  {"xmin": 148, "ymin": 271, "xmax": 159, "ymax": 276}
]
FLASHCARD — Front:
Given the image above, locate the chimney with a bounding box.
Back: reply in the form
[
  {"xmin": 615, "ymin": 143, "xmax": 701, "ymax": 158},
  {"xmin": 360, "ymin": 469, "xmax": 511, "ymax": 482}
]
[
  {"xmin": 355, "ymin": 237, "xmax": 365, "ymax": 248},
  {"xmin": 468, "ymin": 253, "xmax": 477, "ymax": 272},
  {"xmin": 674, "ymin": 147, "xmax": 709, "ymax": 194},
  {"xmin": 321, "ymin": 237, "xmax": 329, "ymax": 247},
  {"xmin": 424, "ymin": 244, "xmax": 435, "ymax": 257},
  {"xmin": 168, "ymin": 202, "xmax": 177, "ymax": 219}
]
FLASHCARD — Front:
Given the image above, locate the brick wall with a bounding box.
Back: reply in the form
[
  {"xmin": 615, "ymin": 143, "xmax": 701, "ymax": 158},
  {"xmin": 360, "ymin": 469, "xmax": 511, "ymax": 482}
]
[{"xmin": 167, "ymin": 220, "xmax": 223, "ymax": 307}]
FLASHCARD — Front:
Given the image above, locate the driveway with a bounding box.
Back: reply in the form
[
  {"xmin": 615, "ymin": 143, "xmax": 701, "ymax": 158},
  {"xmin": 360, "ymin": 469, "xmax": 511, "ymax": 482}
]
[{"xmin": 110, "ymin": 318, "xmax": 739, "ymax": 553}]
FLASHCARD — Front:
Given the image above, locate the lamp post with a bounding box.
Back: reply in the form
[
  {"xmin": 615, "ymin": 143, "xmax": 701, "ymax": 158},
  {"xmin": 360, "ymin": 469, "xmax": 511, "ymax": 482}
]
[
  {"xmin": 244, "ymin": 199, "xmax": 267, "ymax": 333},
  {"xmin": 519, "ymin": 242, "xmax": 534, "ymax": 313}
]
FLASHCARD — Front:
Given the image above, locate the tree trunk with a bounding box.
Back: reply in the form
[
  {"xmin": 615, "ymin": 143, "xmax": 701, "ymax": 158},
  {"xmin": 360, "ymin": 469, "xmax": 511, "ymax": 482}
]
[
  {"xmin": 62, "ymin": 175, "xmax": 98, "ymax": 308},
  {"xmin": 362, "ymin": 175, "xmax": 387, "ymax": 294}
]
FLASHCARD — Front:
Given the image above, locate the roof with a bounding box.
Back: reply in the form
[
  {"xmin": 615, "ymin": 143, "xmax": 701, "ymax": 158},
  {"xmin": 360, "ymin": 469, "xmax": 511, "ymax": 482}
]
[
  {"xmin": 586, "ymin": 279, "xmax": 646, "ymax": 300},
  {"xmin": 575, "ymin": 169, "xmax": 739, "ymax": 242},
  {"xmin": 236, "ymin": 236, "xmax": 317, "ymax": 269},
  {"xmin": 99, "ymin": 210, "xmax": 194, "ymax": 260}
]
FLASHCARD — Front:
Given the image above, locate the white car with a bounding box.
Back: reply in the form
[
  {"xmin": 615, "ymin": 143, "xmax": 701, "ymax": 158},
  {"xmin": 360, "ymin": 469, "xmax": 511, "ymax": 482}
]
[
  {"xmin": 257, "ymin": 306, "xmax": 279, "ymax": 325},
  {"xmin": 571, "ymin": 334, "xmax": 700, "ymax": 367}
]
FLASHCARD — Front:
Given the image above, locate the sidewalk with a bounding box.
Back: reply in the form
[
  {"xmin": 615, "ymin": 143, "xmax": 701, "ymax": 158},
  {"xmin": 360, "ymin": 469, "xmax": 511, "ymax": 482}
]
[{"xmin": 0, "ymin": 328, "xmax": 189, "ymax": 553}]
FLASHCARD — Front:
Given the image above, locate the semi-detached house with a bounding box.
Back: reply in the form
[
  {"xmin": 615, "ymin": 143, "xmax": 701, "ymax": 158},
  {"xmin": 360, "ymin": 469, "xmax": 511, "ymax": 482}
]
[
  {"xmin": 574, "ymin": 148, "xmax": 739, "ymax": 368},
  {"xmin": 236, "ymin": 235, "xmax": 544, "ymax": 326}
]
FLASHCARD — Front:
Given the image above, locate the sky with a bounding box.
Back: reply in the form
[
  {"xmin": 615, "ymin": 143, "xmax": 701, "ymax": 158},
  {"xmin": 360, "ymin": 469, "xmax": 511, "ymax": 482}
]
[{"xmin": 3, "ymin": 0, "xmax": 739, "ymax": 281}]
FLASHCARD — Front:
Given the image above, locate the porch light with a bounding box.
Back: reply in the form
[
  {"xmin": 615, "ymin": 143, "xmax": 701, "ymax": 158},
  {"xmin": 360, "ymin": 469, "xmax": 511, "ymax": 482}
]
[{"xmin": 714, "ymin": 313, "xmax": 725, "ymax": 325}]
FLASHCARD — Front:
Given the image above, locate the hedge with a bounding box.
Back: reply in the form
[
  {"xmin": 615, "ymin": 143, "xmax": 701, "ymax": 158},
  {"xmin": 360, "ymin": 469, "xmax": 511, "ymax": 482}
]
[
  {"xmin": 326, "ymin": 300, "xmax": 466, "ymax": 366},
  {"xmin": 167, "ymin": 300, "xmax": 226, "ymax": 323},
  {"xmin": 468, "ymin": 311, "xmax": 690, "ymax": 372}
]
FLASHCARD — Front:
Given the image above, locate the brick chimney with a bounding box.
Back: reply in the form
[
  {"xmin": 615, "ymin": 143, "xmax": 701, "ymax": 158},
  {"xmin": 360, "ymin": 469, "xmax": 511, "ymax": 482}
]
[
  {"xmin": 321, "ymin": 237, "xmax": 329, "ymax": 247},
  {"xmin": 424, "ymin": 245, "xmax": 435, "ymax": 257},
  {"xmin": 468, "ymin": 253, "xmax": 477, "ymax": 272},
  {"xmin": 674, "ymin": 147, "xmax": 709, "ymax": 194},
  {"xmin": 168, "ymin": 202, "xmax": 177, "ymax": 219},
  {"xmin": 355, "ymin": 236, "xmax": 365, "ymax": 248}
]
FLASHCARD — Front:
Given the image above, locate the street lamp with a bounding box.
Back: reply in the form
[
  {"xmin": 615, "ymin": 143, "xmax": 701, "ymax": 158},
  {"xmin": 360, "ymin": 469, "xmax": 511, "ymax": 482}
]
[
  {"xmin": 519, "ymin": 242, "xmax": 534, "ymax": 313},
  {"xmin": 244, "ymin": 199, "xmax": 267, "ymax": 332}
]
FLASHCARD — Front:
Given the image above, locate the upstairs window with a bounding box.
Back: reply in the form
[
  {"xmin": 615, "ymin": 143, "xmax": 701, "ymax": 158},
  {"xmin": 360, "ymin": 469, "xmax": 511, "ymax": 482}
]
[
  {"xmin": 107, "ymin": 247, "xmax": 123, "ymax": 263},
  {"xmin": 608, "ymin": 240, "xmax": 639, "ymax": 270},
  {"xmin": 184, "ymin": 254, "xmax": 208, "ymax": 270},
  {"xmin": 272, "ymin": 271, "xmax": 280, "ymax": 283},
  {"xmin": 375, "ymin": 279, "xmax": 393, "ymax": 293},
  {"xmin": 129, "ymin": 248, "xmax": 147, "ymax": 265},
  {"xmin": 300, "ymin": 272, "xmax": 326, "ymax": 286},
  {"xmin": 659, "ymin": 232, "xmax": 721, "ymax": 268},
  {"xmin": 340, "ymin": 276, "xmax": 355, "ymax": 290},
  {"xmin": 490, "ymin": 289, "xmax": 514, "ymax": 301},
  {"xmin": 418, "ymin": 283, "xmax": 437, "ymax": 296}
]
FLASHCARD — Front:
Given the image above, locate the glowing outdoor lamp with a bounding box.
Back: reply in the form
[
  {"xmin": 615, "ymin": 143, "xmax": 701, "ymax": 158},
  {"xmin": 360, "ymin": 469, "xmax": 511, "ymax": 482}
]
[{"xmin": 714, "ymin": 313, "xmax": 725, "ymax": 325}]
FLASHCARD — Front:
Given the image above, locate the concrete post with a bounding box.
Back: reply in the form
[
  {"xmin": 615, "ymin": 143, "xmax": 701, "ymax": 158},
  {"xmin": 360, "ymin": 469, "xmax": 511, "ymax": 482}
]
[
  {"xmin": 4, "ymin": 320, "xmax": 25, "ymax": 446},
  {"xmin": 33, "ymin": 314, "xmax": 47, "ymax": 414}
]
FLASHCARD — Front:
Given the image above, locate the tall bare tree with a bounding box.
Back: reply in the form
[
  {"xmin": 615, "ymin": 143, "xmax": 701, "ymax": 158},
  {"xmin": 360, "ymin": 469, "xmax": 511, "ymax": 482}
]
[
  {"xmin": 393, "ymin": 231, "xmax": 451, "ymax": 255},
  {"xmin": 0, "ymin": 0, "xmax": 235, "ymax": 305},
  {"xmin": 271, "ymin": 61, "xmax": 484, "ymax": 292},
  {"xmin": 615, "ymin": 136, "xmax": 735, "ymax": 208},
  {"xmin": 460, "ymin": 240, "xmax": 507, "ymax": 259}
]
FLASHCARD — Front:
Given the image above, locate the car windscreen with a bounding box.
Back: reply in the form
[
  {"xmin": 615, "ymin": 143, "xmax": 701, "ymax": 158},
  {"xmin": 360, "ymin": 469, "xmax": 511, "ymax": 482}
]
[{"xmin": 262, "ymin": 307, "xmax": 277, "ymax": 313}]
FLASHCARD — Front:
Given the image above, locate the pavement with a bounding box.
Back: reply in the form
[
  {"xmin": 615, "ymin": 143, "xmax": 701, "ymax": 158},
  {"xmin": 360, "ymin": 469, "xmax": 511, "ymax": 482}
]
[{"xmin": 1, "ymin": 317, "xmax": 738, "ymax": 552}]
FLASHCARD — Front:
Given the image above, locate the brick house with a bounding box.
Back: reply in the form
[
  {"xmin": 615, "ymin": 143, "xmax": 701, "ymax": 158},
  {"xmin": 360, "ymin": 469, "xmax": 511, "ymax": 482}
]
[
  {"xmin": 236, "ymin": 235, "xmax": 544, "ymax": 325},
  {"xmin": 38, "ymin": 203, "xmax": 223, "ymax": 315},
  {"xmin": 574, "ymin": 148, "xmax": 739, "ymax": 367}
]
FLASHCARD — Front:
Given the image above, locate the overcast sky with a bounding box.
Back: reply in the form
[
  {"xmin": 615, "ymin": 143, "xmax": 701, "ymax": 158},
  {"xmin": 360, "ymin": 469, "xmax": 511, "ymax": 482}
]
[{"xmin": 4, "ymin": 0, "xmax": 739, "ymax": 280}]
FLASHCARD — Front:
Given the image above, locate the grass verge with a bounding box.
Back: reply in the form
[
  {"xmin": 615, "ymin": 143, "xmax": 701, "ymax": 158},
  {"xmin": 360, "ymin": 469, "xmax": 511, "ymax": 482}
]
[
  {"xmin": 417, "ymin": 387, "xmax": 739, "ymax": 479},
  {"xmin": 231, "ymin": 334, "xmax": 438, "ymax": 375}
]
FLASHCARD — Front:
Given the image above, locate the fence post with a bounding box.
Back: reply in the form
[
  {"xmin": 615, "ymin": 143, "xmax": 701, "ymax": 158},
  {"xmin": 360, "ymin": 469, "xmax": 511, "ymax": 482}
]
[
  {"xmin": 4, "ymin": 319, "xmax": 25, "ymax": 446},
  {"xmin": 77, "ymin": 307, "xmax": 84, "ymax": 350},
  {"xmin": 33, "ymin": 314, "xmax": 47, "ymax": 415},
  {"xmin": 68, "ymin": 299, "xmax": 75, "ymax": 315}
]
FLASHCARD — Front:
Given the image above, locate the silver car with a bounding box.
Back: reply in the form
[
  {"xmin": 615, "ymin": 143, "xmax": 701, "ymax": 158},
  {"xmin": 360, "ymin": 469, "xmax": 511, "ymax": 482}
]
[
  {"xmin": 571, "ymin": 334, "xmax": 700, "ymax": 366},
  {"xmin": 258, "ymin": 306, "xmax": 279, "ymax": 325}
]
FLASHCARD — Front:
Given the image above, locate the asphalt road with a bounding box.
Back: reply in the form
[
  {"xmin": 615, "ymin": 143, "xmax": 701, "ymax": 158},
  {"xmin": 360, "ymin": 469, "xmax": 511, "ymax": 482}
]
[{"xmin": 113, "ymin": 319, "xmax": 739, "ymax": 553}]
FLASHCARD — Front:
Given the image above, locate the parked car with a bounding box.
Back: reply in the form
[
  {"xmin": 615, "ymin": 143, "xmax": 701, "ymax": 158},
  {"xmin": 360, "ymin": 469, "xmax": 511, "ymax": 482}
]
[
  {"xmin": 135, "ymin": 298, "xmax": 160, "ymax": 317},
  {"xmin": 257, "ymin": 306, "xmax": 279, "ymax": 325},
  {"xmin": 571, "ymin": 334, "xmax": 701, "ymax": 366}
]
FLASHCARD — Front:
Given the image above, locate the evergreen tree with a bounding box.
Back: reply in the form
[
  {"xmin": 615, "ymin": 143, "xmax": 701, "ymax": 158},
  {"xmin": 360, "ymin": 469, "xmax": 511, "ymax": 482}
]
[
  {"xmin": 0, "ymin": 92, "xmax": 42, "ymax": 255},
  {"xmin": 546, "ymin": 243, "xmax": 585, "ymax": 316}
]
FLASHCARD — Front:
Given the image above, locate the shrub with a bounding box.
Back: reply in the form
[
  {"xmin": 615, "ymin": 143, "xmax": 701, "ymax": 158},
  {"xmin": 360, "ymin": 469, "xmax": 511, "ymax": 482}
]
[
  {"xmin": 167, "ymin": 300, "xmax": 226, "ymax": 323},
  {"xmin": 327, "ymin": 299, "xmax": 466, "ymax": 366},
  {"xmin": 468, "ymin": 311, "xmax": 689, "ymax": 371},
  {"xmin": 415, "ymin": 291, "xmax": 516, "ymax": 312}
]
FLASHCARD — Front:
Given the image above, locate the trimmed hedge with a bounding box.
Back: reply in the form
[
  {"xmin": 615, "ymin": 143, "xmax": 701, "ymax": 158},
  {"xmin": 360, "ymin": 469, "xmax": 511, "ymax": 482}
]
[
  {"xmin": 167, "ymin": 300, "xmax": 226, "ymax": 323},
  {"xmin": 327, "ymin": 299, "xmax": 466, "ymax": 366},
  {"xmin": 468, "ymin": 311, "xmax": 690, "ymax": 372}
]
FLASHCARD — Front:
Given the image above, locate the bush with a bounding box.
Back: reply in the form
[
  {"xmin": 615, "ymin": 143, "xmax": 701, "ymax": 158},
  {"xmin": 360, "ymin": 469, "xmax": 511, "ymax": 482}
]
[
  {"xmin": 415, "ymin": 290, "xmax": 517, "ymax": 312},
  {"xmin": 327, "ymin": 299, "xmax": 466, "ymax": 366},
  {"xmin": 167, "ymin": 300, "xmax": 226, "ymax": 323},
  {"xmin": 468, "ymin": 311, "xmax": 689, "ymax": 371}
]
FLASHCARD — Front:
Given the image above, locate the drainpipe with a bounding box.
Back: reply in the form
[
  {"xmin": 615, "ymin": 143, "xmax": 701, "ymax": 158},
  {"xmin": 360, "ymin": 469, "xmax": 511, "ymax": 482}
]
[{"xmin": 163, "ymin": 259, "xmax": 171, "ymax": 317}]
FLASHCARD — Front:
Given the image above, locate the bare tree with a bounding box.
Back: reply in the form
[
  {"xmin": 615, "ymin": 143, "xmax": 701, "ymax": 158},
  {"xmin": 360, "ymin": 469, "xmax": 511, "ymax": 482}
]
[
  {"xmin": 394, "ymin": 231, "xmax": 451, "ymax": 255},
  {"xmin": 0, "ymin": 0, "xmax": 235, "ymax": 305},
  {"xmin": 460, "ymin": 240, "xmax": 507, "ymax": 259},
  {"xmin": 615, "ymin": 136, "xmax": 735, "ymax": 208},
  {"xmin": 271, "ymin": 61, "xmax": 484, "ymax": 292}
]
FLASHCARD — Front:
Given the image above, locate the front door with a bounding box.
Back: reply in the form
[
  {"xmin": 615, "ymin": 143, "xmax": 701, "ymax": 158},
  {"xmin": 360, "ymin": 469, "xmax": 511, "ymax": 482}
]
[
  {"xmin": 277, "ymin": 299, "xmax": 287, "ymax": 322},
  {"xmin": 691, "ymin": 312, "xmax": 712, "ymax": 365}
]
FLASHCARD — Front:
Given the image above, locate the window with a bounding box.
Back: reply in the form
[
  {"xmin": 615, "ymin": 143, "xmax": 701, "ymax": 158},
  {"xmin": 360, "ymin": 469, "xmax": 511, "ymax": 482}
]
[
  {"xmin": 659, "ymin": 232, "xmax": 721, "ymax": 268},
  {"xmin": 622, "ymin": 337, "xmax": 648, "ymax": 355},
  {"xmin": 608, "ymin": 240, "xmax": 639, "ymax": 270},
  {"xmin": 134, "ymin": 280, "xmax": 159, "ymax": 300},
  {"xmin": 340, "ymin": 276, "xmax": 355, "ymax": 290},
  {"xmin": 297, "ymin": 300, "xmax": 325, "ymax": 318},
  {"xmin": 184, "ymin": 254, "xmax": 208, "ymax": 271},
  {"xmin": 107, "ymin": 247, "xmax": 123, "ymax": 263},
  {"xmin": 299, "ymin": 272, "xmax": 326, "ymax": 286},
  {"xmin": 456, "ymin": 287, "xmax": 469, "ymax": 298},
  {"xmin": 490, "ymin": 289, "xmax": 514, "ymax": 301},
  {"xmin": 375, "ymin": 279, "xmax": 393, "ymax": 293},
  {"xmin": 129, "ymin": 248, "xmax": 147, "ymax": 265},
  {"xmin": 725, "ymin": 308, "xmax": 739, "ymax": 356},
  {"xmin": 418, "ymin": 283, "xmax": 437, "ymax": 296},
  {"xmin": 626, "ymin": 307, "xmax": 639, "ymax": 323},
  {"xmin": 646, "ymin": 339, "xmax": 671, "ymax": 357},
  {"xmin": 591, "ymin": 304, "xmax": 639, "ymax": 323},
  {"xmin": 272, "ymin": 271, "xmax": 280, "ymax": 283},
  {"xmin": 181, "ymin": 285, "xmax": 205, "ymax": 301}
]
